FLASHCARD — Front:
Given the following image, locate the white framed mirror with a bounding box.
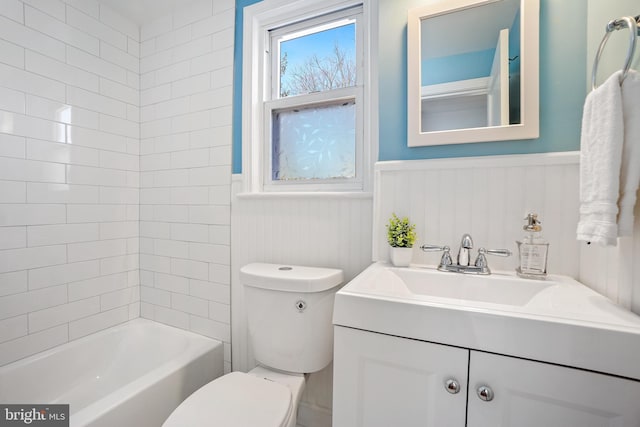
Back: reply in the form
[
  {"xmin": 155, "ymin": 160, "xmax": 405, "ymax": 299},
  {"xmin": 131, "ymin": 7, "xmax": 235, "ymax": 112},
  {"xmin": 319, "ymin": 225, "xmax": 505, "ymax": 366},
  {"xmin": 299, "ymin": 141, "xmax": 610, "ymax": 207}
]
[{"xmin": 407, "ymin": 0, "xmax": 539, "ymax": 147}]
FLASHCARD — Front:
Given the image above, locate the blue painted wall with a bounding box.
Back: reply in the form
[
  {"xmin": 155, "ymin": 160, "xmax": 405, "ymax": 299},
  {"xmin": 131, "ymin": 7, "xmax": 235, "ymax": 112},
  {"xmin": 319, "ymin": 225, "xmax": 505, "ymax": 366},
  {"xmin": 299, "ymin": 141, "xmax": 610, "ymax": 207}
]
[
  {"xmin": 233, "ymin": 0, "xmax": 586, "ymax": 173},
  {"xmin": 232, "ymin": 0, "xmax": 262, "ymax": 174},
  {"xmin": 378, "ymin": 0, "xmax": 586, "ymax": 161}
]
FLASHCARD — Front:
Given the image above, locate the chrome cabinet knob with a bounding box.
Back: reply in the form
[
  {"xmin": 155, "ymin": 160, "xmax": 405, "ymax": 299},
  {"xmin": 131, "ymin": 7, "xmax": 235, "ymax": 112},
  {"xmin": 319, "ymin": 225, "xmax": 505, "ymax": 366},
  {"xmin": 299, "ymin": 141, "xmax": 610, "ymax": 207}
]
[
  {"xmin": 444, "ymin": 379, "xmax": 460, "ymax": 394},
  {"xmin": 477, "ymin": 385, "xmax": 494, "ymax": 401}
]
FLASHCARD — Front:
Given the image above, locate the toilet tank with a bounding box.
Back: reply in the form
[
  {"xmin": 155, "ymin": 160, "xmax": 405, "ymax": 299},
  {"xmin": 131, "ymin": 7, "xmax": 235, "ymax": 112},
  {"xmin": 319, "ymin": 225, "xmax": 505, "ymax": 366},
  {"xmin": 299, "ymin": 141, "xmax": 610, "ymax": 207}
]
[{"xmin": 240, "ymin": 263, "xmax": 344, "ymax": 374}]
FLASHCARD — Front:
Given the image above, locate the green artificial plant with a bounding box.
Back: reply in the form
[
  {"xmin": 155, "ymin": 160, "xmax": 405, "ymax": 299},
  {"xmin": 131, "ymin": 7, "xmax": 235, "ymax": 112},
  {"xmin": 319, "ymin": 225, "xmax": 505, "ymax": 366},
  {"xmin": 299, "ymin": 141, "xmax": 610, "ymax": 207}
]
[{"xmin": 386, "ymin": 213, "xmax": 417, "ymax": 248}]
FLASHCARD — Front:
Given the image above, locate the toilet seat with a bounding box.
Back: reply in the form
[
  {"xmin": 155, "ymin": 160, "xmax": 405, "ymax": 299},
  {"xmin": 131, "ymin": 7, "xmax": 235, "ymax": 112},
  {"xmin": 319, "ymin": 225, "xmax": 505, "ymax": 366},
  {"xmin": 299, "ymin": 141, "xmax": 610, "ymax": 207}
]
[{"xmin": 162, "ymin": 372, "xmax": 293, "ymax": 427}]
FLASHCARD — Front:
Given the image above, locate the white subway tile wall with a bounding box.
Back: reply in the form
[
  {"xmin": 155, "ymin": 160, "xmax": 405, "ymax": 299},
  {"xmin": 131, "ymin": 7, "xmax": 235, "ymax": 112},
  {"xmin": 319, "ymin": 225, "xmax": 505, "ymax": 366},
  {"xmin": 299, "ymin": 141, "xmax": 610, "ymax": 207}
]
[
  {"xmin": 0, "ymin": 0, "xmax": 140, "ymax": 365},
  {"xmin": 138, "ymin": 0, "xmax": 234, "ymax": 373}
]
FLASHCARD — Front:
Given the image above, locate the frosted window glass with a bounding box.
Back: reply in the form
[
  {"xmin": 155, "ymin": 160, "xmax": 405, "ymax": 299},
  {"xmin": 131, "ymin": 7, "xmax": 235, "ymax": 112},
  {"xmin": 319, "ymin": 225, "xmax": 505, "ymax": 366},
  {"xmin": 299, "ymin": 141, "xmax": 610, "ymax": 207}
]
[{"xmin": 272, "ymin": 101, "xmax": 356, "ymax": 181}]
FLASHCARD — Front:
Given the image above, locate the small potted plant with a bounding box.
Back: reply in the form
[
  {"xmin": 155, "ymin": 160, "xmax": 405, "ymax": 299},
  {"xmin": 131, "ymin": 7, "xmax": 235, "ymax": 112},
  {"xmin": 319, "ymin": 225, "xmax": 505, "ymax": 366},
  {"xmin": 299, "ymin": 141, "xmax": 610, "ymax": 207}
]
[{"xmin": 386, "ymin": 213, "xmax": 417, "ymax": 267}]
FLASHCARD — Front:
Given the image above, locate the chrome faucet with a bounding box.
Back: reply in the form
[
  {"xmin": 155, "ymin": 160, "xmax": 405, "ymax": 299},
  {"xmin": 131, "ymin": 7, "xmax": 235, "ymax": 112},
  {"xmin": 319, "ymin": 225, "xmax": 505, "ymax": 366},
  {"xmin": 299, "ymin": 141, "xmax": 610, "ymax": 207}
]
[
  {"xmin": 420, "ymin": 234, "xmax": 512, "ymax": 275},
  {"xmin": 457, "ymin": 234, "xmax": 473, "ymax": 266}
]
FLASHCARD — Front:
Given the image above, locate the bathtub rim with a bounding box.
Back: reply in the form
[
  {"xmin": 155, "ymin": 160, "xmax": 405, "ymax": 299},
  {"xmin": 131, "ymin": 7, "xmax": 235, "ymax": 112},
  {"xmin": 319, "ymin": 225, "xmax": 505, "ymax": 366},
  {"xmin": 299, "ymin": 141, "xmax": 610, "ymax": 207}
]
[
  {"xmin": 0, "ymin": 318, "xmax": 223, "ymax": 426},
  {"xmin": 0, "ymin": 318, "xmax": 219, "ymax": 373}
]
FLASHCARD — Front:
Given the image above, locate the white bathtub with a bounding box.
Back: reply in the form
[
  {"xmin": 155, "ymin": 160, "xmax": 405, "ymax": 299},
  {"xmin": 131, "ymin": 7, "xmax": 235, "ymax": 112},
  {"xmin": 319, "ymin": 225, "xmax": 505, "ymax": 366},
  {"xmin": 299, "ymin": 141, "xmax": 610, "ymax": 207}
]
[{"xmin": 0, "ymin": 319, "xmax": 224, "ymax": 427}]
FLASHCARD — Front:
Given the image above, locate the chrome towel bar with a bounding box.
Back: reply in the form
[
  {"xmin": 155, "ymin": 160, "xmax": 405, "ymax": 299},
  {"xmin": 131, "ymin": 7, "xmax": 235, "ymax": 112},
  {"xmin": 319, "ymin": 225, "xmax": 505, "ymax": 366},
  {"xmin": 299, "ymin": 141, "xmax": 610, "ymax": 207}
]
[{"xmin": 591, "ymin": 15, "xmax": 639, "ymax": 90}]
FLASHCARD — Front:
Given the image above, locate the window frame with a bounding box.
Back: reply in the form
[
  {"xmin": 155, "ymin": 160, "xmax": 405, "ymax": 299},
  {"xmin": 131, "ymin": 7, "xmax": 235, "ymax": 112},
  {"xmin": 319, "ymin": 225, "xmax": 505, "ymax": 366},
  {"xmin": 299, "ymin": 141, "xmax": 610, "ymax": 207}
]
[{"xmin": 241, "ymin": 0, "xmax": 376, "ymax": 194}]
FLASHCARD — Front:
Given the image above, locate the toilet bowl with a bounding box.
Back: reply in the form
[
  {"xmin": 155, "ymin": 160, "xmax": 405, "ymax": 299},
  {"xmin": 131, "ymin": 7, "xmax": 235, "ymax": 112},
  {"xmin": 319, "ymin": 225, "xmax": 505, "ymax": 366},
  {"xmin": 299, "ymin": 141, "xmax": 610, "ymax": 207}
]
[
  {"xmin": 163, "ymin": 367, "xmax": 305, "ymax": 427},
  {"xmin": 162, "ymin": 263, "xmax": 344, "ymax": 427}
]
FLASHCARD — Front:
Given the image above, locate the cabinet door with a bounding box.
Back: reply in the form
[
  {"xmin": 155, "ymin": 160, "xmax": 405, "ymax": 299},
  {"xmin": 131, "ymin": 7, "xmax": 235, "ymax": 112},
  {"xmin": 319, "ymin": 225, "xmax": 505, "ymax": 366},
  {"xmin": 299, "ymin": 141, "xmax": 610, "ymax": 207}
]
[
  {"xmin": 468, "ymin": 351, "xmax": 640, "ymax": 427},
  {"xmin": 333, "ymin": 326, "xmax": 468, "ymax": 427}
]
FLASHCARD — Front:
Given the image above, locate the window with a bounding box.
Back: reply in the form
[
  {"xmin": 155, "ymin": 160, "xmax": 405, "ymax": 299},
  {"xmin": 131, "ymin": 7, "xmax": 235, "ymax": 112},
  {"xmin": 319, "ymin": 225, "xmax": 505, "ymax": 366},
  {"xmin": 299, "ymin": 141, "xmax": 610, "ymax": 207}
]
[{"xmin": 242, "ymin": 0, "xmax": 373, "ymax": 193}]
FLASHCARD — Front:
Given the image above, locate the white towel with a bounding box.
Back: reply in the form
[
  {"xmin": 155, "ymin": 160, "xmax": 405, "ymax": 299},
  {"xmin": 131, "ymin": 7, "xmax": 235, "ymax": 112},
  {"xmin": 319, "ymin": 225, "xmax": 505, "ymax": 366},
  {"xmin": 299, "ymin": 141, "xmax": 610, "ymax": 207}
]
[
  {"xmin": 577, "ymin": 70, "xmax": 624, "ymax": 246},
  {"xmin": 617, "ymin": 69, "xmax": 640, "ymax": 236}
]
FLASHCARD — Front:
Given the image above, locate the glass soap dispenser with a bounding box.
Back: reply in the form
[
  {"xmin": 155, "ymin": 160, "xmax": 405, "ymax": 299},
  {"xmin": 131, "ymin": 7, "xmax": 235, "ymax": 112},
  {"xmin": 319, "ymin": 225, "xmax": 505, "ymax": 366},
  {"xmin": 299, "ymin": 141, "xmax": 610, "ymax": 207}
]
[{"xmin": 516, "ymin": 213, "xmax": 549, "ymax": 280}]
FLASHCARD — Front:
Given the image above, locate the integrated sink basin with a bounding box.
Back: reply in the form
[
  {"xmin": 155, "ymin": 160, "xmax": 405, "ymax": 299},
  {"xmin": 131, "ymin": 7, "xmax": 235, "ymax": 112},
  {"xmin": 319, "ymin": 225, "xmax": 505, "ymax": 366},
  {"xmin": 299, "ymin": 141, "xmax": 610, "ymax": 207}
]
[
  {"xmin": 333, "ymin": 262, "xmax": 640, "ymax": 381},
  {"xmin": 356, "ymin": 266, "xmax": 551, "ymax": 306}
]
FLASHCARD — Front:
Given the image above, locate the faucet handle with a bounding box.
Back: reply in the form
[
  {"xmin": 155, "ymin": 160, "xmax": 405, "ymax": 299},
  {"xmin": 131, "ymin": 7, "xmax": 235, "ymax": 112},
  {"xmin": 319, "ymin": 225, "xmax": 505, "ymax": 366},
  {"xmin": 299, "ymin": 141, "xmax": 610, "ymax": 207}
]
[
  {"xmin": 474, "ymin": 248, "xmax": 512, "ymax": 274},
  {"xmin": 420, "ymin": 244, "xmax": 448, "ymax": 252},
  {"xmin": 420, "ymin": 244, "xmax": 453, "ymax": 269},
  {"xmin": 480, "ymin": 248, "xmax": 512, "ymax": 257}
]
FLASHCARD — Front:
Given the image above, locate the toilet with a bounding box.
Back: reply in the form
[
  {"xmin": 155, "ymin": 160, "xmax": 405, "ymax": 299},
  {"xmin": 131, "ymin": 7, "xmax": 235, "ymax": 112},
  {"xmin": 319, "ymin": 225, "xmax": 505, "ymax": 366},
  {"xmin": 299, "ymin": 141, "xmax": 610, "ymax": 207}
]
[{"xmin": 163, "ymin": 263, "xmax": 344, "ymax": 427}]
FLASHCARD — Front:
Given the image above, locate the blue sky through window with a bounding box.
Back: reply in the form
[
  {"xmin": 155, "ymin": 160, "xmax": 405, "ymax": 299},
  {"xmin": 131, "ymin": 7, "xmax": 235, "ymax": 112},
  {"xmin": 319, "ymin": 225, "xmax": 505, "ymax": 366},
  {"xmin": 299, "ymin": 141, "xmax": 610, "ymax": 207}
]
[{"xmin": 279, "ymin": 23, "xmax": 356, "ymax": 97}]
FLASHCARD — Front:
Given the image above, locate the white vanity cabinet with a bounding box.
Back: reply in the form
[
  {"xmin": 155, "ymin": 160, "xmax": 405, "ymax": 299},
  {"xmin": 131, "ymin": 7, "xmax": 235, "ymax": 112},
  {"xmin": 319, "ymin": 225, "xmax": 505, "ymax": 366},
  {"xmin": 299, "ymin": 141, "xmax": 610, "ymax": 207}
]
[
  {"xmin": 333, "ymin": 326, "xmax": 469, "ymax": 427},
  {"xmin": 467, "ymin": 350, "xmax": 640, "ymax": 426},
  {"xmin": 333, "ymin": 326, "xmax": 640, "ymax": 427},
  {"xmin": 332, "ymin": 263, "xmax": 640, "ymax": 426}
]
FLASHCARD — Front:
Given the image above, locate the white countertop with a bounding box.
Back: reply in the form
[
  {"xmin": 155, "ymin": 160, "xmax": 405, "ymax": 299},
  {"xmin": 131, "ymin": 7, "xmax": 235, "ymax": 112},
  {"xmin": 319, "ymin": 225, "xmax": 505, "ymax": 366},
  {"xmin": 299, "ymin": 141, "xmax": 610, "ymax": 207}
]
[{"xmin": 333, "ymin": 262, "xmax": 640, "ymax": 381}]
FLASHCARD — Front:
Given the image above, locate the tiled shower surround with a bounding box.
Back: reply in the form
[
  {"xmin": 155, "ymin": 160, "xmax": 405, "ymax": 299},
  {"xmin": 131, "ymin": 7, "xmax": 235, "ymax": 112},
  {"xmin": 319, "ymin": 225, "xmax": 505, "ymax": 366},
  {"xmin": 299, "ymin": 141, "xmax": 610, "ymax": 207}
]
[
  {"xmin": 0, "ymin": 0, "xmax": 233, "ymax": 370},
  {"xmin": 138, "ymin": 0, "xmax": 233, "ymax": 372}
]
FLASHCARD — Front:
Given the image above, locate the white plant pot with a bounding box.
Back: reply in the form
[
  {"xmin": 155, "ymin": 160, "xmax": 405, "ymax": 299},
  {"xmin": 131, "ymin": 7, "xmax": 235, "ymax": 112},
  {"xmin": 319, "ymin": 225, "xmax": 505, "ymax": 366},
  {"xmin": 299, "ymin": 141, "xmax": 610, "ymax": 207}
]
[{"xmin": 390, "ymin": 247, "xmax": 413, "ymax": 267}]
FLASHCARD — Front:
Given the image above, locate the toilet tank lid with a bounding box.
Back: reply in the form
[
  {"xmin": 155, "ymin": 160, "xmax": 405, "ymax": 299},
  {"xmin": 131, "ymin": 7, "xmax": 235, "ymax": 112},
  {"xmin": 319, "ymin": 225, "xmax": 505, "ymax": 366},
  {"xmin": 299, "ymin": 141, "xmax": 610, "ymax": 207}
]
[{"xmin": 240, "ymin": 263, "xmax": 344, "ymax": 293}]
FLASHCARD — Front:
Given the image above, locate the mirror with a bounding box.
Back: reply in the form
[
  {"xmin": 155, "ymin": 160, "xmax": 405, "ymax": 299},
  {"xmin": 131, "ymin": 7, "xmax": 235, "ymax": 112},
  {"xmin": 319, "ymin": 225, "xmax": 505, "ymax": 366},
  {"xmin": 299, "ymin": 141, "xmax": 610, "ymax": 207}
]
[{"xmin": 407, "ymin": 0, "xmax": 539, "ymax": 146}]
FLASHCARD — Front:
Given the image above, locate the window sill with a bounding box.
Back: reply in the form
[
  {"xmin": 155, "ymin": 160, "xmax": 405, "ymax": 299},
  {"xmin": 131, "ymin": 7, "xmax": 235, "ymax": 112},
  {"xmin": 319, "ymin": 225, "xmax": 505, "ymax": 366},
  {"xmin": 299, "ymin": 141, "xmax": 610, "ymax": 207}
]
[{"xmin": 235, "ymin": 191, "xmax": 373, "ymax": 200}]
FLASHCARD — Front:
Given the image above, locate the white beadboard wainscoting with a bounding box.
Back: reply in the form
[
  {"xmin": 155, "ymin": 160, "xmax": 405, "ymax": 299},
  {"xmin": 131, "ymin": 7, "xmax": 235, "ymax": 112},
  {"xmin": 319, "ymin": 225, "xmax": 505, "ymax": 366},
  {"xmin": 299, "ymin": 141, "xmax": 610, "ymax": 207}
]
[
  {"xmin": 373, "ymin": 151, "xmax": 640, "ymax": 315},
  {"xmin": 0, "ymin": 0, "xmax": 140, "ymax": 366},
  {"xmin": 579, "ymin": 206, "xmax": 640, "ymax": 314},
  {"xmin": 231, "ymin": 151, "xmax": 639, "ymax": 425},
  {"xmin": 231, "ymin": 177, "xmax": 374, "ymax": 427},
  {"xmin": 373, "ymin": 152, "xmax": 582, "ymax": 277}
]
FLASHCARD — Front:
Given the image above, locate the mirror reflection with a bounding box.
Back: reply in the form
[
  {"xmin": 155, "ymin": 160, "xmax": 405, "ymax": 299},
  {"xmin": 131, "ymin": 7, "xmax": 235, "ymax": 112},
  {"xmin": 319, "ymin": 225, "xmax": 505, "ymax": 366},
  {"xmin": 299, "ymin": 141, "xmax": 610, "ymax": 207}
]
[{"xmin": 420, "ymin": 0, "xmax": 521, "ymax": 133}]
